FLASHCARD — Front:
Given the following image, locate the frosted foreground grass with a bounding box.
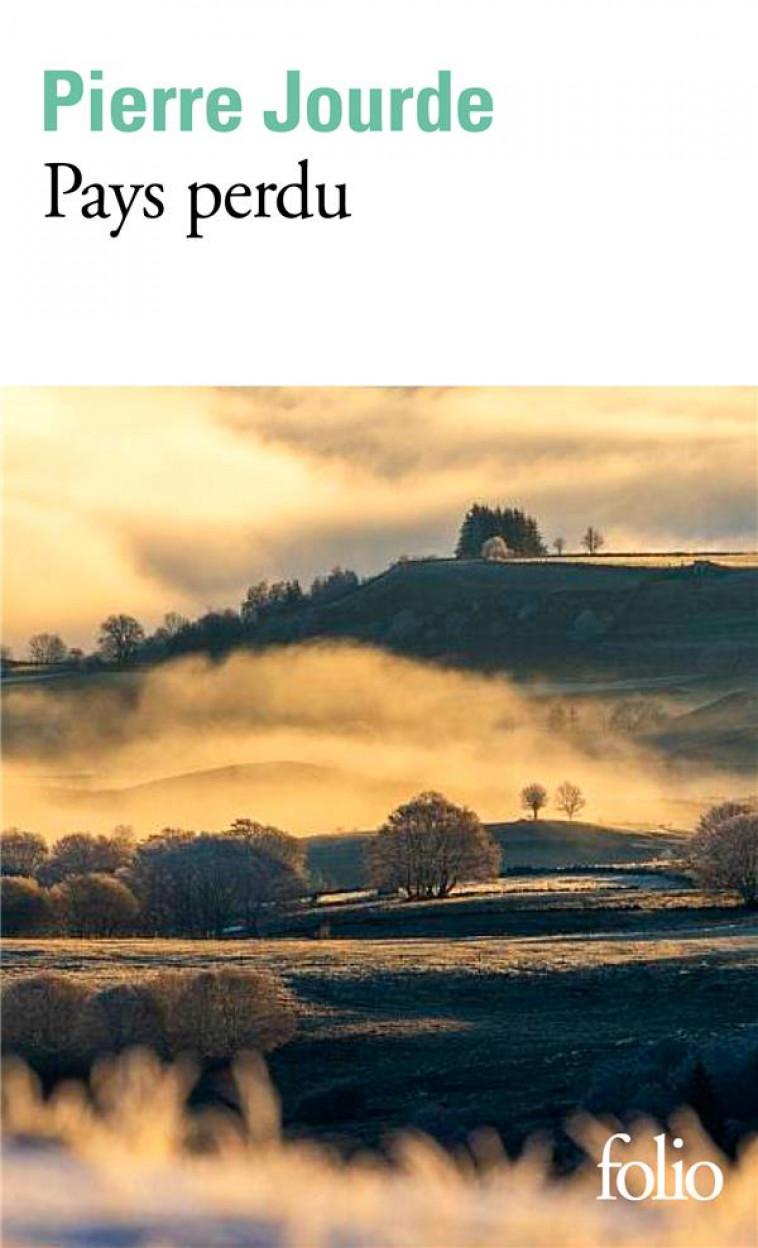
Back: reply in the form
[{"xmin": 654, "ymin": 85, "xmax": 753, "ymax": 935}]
[{"xmin": 2, "ymin": 1051, "xmax": 756, "ymax": 1248}]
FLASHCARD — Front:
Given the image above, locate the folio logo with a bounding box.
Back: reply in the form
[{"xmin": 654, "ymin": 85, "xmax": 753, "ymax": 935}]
[{"xmin": 598, "ymin": 1132, "xmax": 724, "ymax": 1202}]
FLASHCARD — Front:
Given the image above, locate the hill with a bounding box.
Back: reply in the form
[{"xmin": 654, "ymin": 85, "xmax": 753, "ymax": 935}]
[
  {"xmin": 43, "ymin": 762, "xmax": 414, "ymax": 837},
  {"xmin": 247, "ymin": 558, "xmax": 758, "ymax": 678},
  {"xmin": 306, "ymin": 819, "xmax": 686, "ymax": 890},
  {"xmin": 5, "ymin": 559, "xmax": 757, "ymax": 689},
  {"xmin": 648, "ymin": 690, "xmax": 758, "ymax": 771}
]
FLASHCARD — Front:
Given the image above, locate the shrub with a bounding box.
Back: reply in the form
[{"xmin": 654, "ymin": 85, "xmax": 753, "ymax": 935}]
[
  {"xmin": 150, "ymin": 967, "xmax": 297, "ymax": 1060},
  {"xmin": 82, "ymin": 982, "xmax": 167, "ymax": 1056},
  {"xmin": 1, "ymin": 973, "xmax": 96, "ymax": 1069},
  {"xmin": 0, "ymin": 877, "xmax": 55, "ymax": 935},
  {"xmin": 1, "ymin": 967, "xmax": 297, "ymax": 1071},
  {"xmin": 39, "ymin": 831, "xmax": 134, "ymax": 886},
  {"xmin": 54, "ymin": 873, "xmax": 140, "ymax": 936}
]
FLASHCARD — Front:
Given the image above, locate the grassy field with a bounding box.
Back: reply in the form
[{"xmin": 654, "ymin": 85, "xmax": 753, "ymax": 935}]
[{"xmin": 5, "ymin": 896, "xmax": 757, "ymax": 1157}]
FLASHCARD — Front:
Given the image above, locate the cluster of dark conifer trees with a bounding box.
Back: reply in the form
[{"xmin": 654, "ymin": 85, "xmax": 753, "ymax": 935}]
[{"xmin": 455, "ymin": 504, "xmax": 547, "ymax": 559}]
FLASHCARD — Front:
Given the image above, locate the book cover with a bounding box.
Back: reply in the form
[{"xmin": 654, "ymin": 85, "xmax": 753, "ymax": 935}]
[{"xmin": 1, "ymin": 4, "xmax": 756, "ymax": 1246}]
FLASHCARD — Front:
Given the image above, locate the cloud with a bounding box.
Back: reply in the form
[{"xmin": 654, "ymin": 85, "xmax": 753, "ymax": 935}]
[{"xmin": 2, "ymin": 387, "xmax": 755, "ymax": 649}]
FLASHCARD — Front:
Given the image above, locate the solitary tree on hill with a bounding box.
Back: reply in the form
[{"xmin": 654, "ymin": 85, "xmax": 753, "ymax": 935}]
[
  {"xmin": 521, "ymin": 783, "xmax": 548, "ymax": 820},
  {"xmin": 581, "ymin": 526, "xmax": 605, "ymax": 556},
  {"xmin": 555, "ymin": 781, "xmax": 586, "ymax": 821}
]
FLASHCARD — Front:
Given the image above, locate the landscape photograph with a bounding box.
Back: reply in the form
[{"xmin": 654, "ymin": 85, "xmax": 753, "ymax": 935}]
[{"xmin": 1, "ymin": 386, "xmax": 757, "ymax": 1247}]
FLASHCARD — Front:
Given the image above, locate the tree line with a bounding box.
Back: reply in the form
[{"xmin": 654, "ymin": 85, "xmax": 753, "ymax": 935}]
[
  {"xmin": 2, "ymin": 793, "xmax": 756, "ymax": 939},
  {"xmin": 0, "ymin": 794, "xmax": 501, "ymax": 937},
  {"xmin": 0, "ymin": 820, "xmax": 307, "ymax": 939},
  {"xmin": 0, "ymin": 793, "xmax": 505, "ymax": 937},
  {"xmin": 4, "ymin": 502, "xmax": 613, "ymax": 671},
  {"xmin": 2, "ymin": 565, "xmax": 363, "ymax": 670}
]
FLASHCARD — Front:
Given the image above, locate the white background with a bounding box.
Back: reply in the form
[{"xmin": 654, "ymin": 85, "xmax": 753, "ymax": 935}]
[{"xmin": 1, "ymin": 0, "xmax": 756, "ymax": 383}]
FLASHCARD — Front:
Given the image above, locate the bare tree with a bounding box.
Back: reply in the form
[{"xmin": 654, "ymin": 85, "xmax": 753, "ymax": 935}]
[
  {"xmin": 481, "ymin": 535, "xmax": 513, "ymax": 561},
  {"xmin": 521, "ymin": 783, "xmax": 548, "ymax": 821},
  {"xmin": 226, "ymin": 819, "xmax": 308, "ymax": 930},
  {"xmin": 1, "ymin": 828, "xmax": 49, "ymax": 877},
  {"xmin": 695, "ymin": 800, "xmax": 754, "ymax": 837},
  {"xmin": 689, "ymin": 803, "xmax": 758, "ymax": 905},
  {"xmin": 553, "ymin": 537, "xmax": 566, "ymax": 556},
  {"xmin": 555, "ymin": 781, "xmax": 586, "ymax": 820},
  {"xmin": 28, "ymin": 633, "xmax": 67, "ymax": 664},
  {"xmin": 581, "ymin": 527, "xmax": 605, "ymax": 555},
  {"xmin": 367, "ymin": 792, "xmax": 500, "ymax": 900},
  {"xmin": 38, "ymin": 831, "xmax": 134, "ymax": 885},
  {"xmin": 162, "ymin": 611, "xmax": 188, "ymax": 637},
  {"xmin": 97, "ymin": 614, "xmax": 145, "ymax": 665}
]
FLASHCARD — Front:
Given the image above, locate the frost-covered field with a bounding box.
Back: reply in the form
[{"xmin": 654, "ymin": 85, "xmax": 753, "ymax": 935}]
[
  {"xmin": 4, "ymin": 928, "xmax": 757, "ymax": 1247},
  {"xmin": 4, "ymin": 927, "xmax": 757, "ymax": 986},
  {"xmin": 3, "ymin": 1051, "xmax": 757, "ymax": 1248}
]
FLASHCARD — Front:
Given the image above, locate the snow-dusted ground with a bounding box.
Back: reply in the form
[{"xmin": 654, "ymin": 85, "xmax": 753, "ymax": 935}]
[{"xmin": 2, "ymin": 1053, "xmax": 755, "ymax": 1248}]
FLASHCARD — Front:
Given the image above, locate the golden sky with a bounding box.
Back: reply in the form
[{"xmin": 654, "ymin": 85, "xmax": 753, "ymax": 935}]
[{"xmin": 2, "ymin": 387, "xmax": 756, "ymax": 651}]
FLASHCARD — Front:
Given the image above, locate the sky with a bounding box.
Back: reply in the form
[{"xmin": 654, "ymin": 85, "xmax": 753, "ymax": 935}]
[{"xmin": 2, "ymin": 386, "xmax": 756, "ymax": 651}]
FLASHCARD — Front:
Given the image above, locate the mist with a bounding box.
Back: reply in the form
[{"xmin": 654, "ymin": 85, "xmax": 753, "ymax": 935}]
[
  {"xmin": 2, "ymin": 643, "xmax": 748, "ymax": 838},
  {"xmin": 4, "ymin": 387, "xmax": 755, "ymax": 650}
]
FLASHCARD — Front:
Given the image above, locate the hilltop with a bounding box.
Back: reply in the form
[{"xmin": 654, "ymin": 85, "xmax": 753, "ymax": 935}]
[
  {"xmin": 231, "ymin": 557, "xmax": 758, "ymax": 678},
  {"xmin": 4, "ymin": 557, "xmax": 757, "ymax": 685}
]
